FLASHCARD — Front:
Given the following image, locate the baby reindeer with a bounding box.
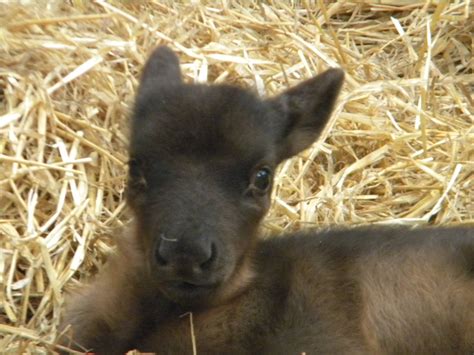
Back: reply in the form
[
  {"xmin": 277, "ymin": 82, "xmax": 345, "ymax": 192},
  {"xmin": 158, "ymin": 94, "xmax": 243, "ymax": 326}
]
[{"xmin": 60, "ymin": 46, "xmax": 474, "ymax": 354}]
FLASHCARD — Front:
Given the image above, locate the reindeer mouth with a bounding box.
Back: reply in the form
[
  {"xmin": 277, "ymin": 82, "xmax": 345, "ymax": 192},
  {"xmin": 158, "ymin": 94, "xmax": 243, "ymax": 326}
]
[
  {"xmin": 160, "ymin": 279, "xmax": 220, "ymax": 304},
  {"xmin": 170, "ymin": 280, "xmax": 217, "ymax": 291}
]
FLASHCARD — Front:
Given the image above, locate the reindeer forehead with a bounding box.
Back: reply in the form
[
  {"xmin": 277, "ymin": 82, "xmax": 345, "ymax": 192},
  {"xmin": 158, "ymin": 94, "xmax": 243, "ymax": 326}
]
[{"xmin": 131, "ymin": 83, "xmax": 275, "ymax": 160}]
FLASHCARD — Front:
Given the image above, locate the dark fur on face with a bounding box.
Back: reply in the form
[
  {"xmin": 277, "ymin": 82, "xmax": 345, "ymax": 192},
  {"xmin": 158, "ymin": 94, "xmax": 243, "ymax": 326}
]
[
  {"xmin": 126, "ymin": 46, "xmax": 343, "ymax": 306},
  {"xmin": 59, "ymin": 47, "xmax": 474, "ymax": 355}
]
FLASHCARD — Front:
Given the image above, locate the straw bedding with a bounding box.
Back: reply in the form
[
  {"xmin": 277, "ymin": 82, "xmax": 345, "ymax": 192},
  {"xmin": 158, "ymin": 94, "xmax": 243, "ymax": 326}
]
[{"xmin": 0, "ymin": 0, "xmax": 472, "ymax": 353}]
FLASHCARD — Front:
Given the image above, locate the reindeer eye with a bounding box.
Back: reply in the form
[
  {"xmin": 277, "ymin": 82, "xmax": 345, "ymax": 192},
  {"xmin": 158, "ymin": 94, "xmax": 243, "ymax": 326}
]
[
  {"xmin": 128, "ymin": 158, "xmax": 147, "ymax": 188},
  {"xmin": 252, "ymin": 167, "xmax": 272, "ymax": 192}
]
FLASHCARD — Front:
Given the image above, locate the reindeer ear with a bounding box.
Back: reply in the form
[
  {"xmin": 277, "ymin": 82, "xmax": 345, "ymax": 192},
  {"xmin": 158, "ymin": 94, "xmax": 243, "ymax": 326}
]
[
  {"xmin": 139, "ymin": 46, "xmax": 182, "ymax": 90},
  {"xmin": 270, "ymin": 69, "xmax": 344, "ymax": 161}
]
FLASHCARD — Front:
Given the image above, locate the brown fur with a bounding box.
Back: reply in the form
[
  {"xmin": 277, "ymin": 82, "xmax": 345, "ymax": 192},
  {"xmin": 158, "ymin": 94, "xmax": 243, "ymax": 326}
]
[{"xmin": 59, "ymin": 47, "xmax": 474, "ymax": 354}]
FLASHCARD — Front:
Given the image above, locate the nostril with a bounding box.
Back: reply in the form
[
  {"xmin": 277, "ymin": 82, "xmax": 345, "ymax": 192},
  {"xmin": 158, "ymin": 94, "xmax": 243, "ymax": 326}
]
[
  {"xmin": 200, "ymin": 243, "xmax": 217, "ymax": 270},
  {"xmin": 155, "ymin": 244, "xmax": 168, "ymax": 266}
]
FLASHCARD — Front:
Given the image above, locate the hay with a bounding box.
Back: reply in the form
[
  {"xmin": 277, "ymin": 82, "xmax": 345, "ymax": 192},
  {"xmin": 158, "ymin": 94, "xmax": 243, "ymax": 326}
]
[{"xmin": 0, "ymin": 0, "xmax": 472, "ymax": 353}]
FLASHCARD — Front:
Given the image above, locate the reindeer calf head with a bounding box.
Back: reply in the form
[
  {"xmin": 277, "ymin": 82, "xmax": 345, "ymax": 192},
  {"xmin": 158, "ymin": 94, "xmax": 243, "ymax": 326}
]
[{"xmin": 127, "ymin": 47, "xmax": 344, "ymax": 306}]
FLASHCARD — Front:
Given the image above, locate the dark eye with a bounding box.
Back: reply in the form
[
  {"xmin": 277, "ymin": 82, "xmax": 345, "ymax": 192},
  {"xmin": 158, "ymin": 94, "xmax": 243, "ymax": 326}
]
[
  {"xmin": 128, "ymin": 158, "xmax": 147, "ymax": 188},
  {"xmin": 252, "ymin": 167, "xmax": 272, "ymax": 192},
  {"xmin": 129, "ymin": 158, "xmax": 141, "ymax": 177}
]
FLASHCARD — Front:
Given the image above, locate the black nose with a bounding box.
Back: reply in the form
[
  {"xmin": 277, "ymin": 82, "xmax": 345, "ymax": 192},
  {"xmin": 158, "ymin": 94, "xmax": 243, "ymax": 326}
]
[{"xmin": 156, "ymin": 237, "xmax": 216, "ymax": 272}]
